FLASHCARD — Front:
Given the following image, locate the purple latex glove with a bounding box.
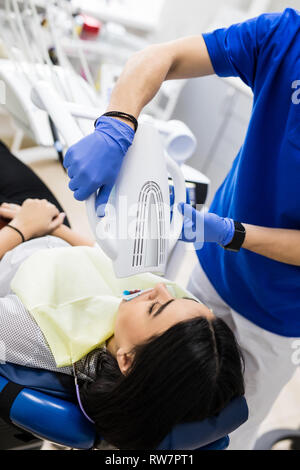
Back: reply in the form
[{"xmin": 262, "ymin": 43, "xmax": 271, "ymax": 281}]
[
  {"xmin": 178, "ymin": 203, "xmax": 235, "ymax": 247},
  {"xmin": 63, "ymin": 116, "xmax": 135, "ymax": 216}
]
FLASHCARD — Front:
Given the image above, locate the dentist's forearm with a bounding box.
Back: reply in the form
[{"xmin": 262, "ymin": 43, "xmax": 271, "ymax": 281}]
[
  {"xmin": 242, "ymin": 224, "xmax": 300, "ymax": 266},
  {"xmin": 107, "ymin": 35, "xmax": 214, "ymax": 119}
]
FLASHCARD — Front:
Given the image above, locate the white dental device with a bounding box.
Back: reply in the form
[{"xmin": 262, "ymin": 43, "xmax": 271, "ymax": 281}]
[{"xmin": 32, "ymin": 81, "xmax": 186, "ymax": 278}]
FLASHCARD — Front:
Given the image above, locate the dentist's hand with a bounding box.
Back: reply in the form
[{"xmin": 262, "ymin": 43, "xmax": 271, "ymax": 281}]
[
  {"xmin": 63, "ymin": 116, "xmax": 135, "ymax": 216},
  {"xmin": 178, "ymin": 203, "xmax": 235, "ymax": 247}
]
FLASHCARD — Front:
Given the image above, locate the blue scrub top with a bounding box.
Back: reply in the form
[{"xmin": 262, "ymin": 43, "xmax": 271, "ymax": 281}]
[{"xmin": 198, "ymin": 8, "xmax": 300, "ymax": 337}]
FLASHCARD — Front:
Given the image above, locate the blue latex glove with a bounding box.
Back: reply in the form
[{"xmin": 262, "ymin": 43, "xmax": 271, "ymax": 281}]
[
  {"xmin": 63, "ymin": 116, "xmax": 135, "ymax": 216},
  {"xmin": 178, "ymin": 203, "xmax": 235, "ymax": 248}
]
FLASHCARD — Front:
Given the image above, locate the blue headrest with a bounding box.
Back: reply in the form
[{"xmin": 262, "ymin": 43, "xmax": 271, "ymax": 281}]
[
  {"xmin": 157, "ymin": 397, "xmax": 248, "ymax": 450},
  {"xmin": 0, "ymin": 363, "xmax": 248, "ymax": 450}
]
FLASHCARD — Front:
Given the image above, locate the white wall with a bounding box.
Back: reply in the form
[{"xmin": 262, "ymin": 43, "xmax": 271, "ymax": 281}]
[
  {"xmin": 153, "ymin": 0, "xmax": 300, "ymax": 41},
  {"xmin": 152, "ymin": 0, "xmax": 242, "ymax": 42},
  {"xmin": 271, "ymin": 0, "xmax": 300, "ymax": 11},
  {"xmin": 153, "ymin": 0, "xmax": 300, "ymax": 42},
  {"xmin": 152, "ymin": 0, "xmax": 217, "ymax": 40}
]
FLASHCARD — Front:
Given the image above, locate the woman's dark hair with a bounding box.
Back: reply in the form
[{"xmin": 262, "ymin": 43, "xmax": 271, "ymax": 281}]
[{"xmin": 80, "ymin": 316, "xmax": 244, "ymax": 450}]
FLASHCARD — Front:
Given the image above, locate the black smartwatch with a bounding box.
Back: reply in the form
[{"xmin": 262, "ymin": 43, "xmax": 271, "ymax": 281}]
[{"xmin": 222, "ymin": 221, "xmax": 246, "ymax": 252}]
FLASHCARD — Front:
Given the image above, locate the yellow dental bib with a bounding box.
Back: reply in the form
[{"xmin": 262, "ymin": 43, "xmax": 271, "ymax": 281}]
[{"xmin": 11, "ymin": 246, "xmax": 196, "ymax": 367}]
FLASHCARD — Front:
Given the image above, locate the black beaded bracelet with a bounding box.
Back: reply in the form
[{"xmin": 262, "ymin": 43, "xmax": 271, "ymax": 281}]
[
  {"xmin": 7, "ymin": 224, "xmax": 25, "ymax": 243},
  {"xmin": 95, "ymin": 111, "xmax": 138, "ymax": 133}
]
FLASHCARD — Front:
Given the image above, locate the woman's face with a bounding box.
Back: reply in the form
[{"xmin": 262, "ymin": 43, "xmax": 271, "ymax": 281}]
[{"xmin": 113, "ymin": 283, "xmax": 214, "ymax": 353}]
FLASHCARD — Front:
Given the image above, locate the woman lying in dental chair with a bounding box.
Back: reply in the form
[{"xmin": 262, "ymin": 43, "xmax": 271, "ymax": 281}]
[{"xmin": 0, "ymin": 141, "xmax": 245, "ymax": 450}]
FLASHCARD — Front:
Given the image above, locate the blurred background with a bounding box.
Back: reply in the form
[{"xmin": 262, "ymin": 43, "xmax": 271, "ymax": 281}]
[
  {"xmin": 0, "ymin": 0, "xmax": 299, "ymax": 203},
  {"xmin": 0, "ymin": 0, "xmax": 299, "ymax": 450}
]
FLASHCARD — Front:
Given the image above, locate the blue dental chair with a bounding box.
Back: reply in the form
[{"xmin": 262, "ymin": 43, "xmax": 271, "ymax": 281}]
[{"xmin": 0, "ymin": 362, "xmax": 248, "ymax": 450}]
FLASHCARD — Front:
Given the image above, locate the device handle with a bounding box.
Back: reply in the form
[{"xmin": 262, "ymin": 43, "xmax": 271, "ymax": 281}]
[
  {"xmin": 31, "ymin": 80, "xmax": 84, "ymax": 145},
  {"xmin": 165, "ymin": 152, "xmax": 186, "ymax": 255}
]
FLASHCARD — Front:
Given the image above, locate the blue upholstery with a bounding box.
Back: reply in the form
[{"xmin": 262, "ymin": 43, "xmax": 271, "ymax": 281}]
[
  {"xmin": 157, "ymin": 398, "xmax": 248, "ymax": 450},
  {"xmin": 0, "ymin": 363, "xmax": 74, "ymax": 400},
  {"xmin": 0, "ymin": 375, "xmax": 95, "ymax": 449},
  {"xmin": 200, "ymin": 436, "xmax": 230, "ymax": 451},
  {"xmin": 0, "ymin": 363, "xmax": 248, "ymax": 450}
]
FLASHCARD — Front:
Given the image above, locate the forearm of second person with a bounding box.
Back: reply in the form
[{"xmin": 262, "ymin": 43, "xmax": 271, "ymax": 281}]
[
  {"xmin": 51, "ymin": 225, "xmax": 95, "ymax": 247},
  {"xmin": 0, "ymin": 226, "xmax": 24, "ymax": 259},
  {"xmin": 107, "ymin": 35, "xmax": 214, "ymax": 119},
  {"xmin": 0, "ymin": 225, "xmax": 94, "ymax": 260}
]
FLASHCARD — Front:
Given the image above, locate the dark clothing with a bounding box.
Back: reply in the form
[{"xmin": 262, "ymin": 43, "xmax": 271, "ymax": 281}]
[{"xmin": 0, "ymin": 141, "xmax": 70, "ymax": 227}]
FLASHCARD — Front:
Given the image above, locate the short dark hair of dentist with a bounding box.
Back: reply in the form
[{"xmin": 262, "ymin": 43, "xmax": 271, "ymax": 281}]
[{"xmin": 80, "ymin": 299, "xmax": 245, "ymax": 450}]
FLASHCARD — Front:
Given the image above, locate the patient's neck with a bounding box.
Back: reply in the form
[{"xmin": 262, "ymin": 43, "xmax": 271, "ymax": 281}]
[{"xmin": 106, "ymin": 336, "xmax": 117, "ymax": 357}]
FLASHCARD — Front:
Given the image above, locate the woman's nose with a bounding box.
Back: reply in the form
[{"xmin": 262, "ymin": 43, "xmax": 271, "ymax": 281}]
[{"xmin": 154, "ymin": 283, "xmax": 174, "ymax": 301}]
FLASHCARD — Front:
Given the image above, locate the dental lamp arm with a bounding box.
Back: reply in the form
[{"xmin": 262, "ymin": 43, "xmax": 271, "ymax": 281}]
[{"xmin": 107, "ymin": 36, "xmax": 214, "ymax": 118}]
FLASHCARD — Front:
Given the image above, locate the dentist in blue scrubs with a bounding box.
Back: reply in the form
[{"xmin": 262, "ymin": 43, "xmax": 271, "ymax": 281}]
[{"xmin": 63, "ymin": 9, "xmax": 300, "ymax": 449}]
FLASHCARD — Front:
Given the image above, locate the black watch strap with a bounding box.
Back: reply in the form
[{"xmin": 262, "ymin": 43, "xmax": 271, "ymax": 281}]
[{"xmin": 223, "ymin": 221, "xmax": 246, "ymax": 252}]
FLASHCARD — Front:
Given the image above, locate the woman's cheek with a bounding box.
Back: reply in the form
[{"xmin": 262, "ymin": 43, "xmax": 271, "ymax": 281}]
[{"xmin": 118, "ymin": 304, "xmax": 137, "ymax": 331}]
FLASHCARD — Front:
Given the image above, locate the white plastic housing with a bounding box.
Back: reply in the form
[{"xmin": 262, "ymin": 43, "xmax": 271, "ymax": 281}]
[
  {"xmin": 33, "ymin": 81, "xmax": 186, "ymax": 278},
  {"xmin": 87, "ymin": 120, "xmax": 186, "ymax": 278}
]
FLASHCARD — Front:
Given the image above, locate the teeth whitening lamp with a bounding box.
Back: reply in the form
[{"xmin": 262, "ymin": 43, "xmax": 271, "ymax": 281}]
[{"xmin": 32, "ymin": 81, "xmax": 186, "ymax": 278}]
